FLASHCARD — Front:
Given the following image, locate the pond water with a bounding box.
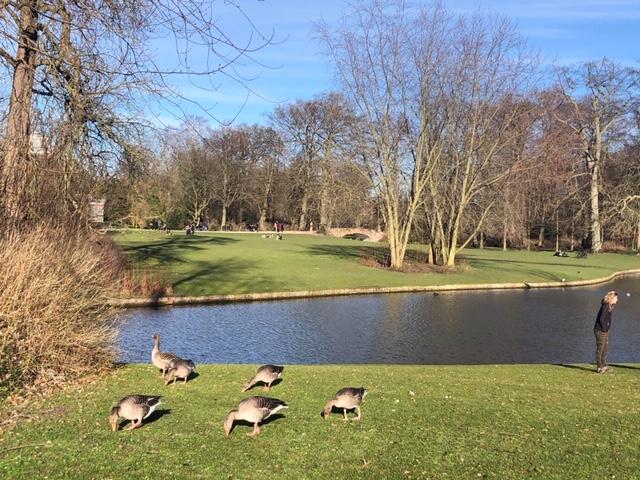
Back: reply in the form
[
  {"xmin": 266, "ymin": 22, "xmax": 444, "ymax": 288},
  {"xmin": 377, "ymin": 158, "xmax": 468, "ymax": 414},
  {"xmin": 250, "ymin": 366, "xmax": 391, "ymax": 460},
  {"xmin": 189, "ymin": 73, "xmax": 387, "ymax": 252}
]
[{"xmin": 118, "ymin": 277, "xmax": 640, "ymax": 365}]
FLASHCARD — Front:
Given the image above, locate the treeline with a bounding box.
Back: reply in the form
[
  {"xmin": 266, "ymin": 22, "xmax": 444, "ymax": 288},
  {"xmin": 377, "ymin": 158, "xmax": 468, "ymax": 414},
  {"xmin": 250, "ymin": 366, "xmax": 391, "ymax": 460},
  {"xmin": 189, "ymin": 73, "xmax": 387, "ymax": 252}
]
[
  {"xmin": 2, "ymin": 1, "xmax": 640, "ymax": 272},
  {"xmin": 102, "ymin": 77, "xmax": 640, "ymax": 267},
  {"xmin": 101, "ymin": 95, "xmax": 374, "ymax": 234}
]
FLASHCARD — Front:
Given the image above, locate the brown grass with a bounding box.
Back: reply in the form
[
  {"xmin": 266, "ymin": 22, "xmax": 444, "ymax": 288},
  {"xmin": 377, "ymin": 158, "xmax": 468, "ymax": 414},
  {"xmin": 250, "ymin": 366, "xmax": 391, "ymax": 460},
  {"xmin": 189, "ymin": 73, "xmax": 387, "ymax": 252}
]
[
  {"xmin": 120, "ymin": 266, "xmax": 174, "ymax": 299},
  {"xmin": 0, "ymin": 227, "xmax": 120, "ymax": 399}
]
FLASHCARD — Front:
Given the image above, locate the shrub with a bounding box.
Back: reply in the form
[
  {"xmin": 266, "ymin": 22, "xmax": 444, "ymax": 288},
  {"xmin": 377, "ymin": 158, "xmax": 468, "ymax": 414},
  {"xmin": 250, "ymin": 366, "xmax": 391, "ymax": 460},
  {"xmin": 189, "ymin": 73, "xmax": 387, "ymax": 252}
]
[{"xmin": 0, "ymin": 227, "xmax": 120, "ymax": 398}]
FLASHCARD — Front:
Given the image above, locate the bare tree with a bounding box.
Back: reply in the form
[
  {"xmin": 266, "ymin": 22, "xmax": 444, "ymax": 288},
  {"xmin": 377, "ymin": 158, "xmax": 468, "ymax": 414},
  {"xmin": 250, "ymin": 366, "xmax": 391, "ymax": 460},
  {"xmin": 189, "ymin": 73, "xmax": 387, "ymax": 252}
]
[
  {"xmin": 603, "ymin": 142, "xmax": 640, "ymax": 251},
  {"xmin": 270, "ymin": 93, "xmax": 353, "ymax": 231},
  {"xmin": 555, "ymin": 59, "xmax": 638, "ymax": 253},
  {"xmin": 320, "ymin": 1, "xmax": 535, "ymax": 267},
  {"xmin": 244, "ymin": 125, "xmax": 283, "ymax": 231},
  {"xmin": 175, "ymin": 143, "xmax": 215, "ymax": 226},
  {"xmin": 319, "ymin": 1, "xmax": 448, "ymax": 269},
  {"xmin": 0, "ymin": 0, "xmax": 276, "ymax": 227},
  {"xmin": 206, "ymin": 128, "xmax": 250, "ymax": 229}
]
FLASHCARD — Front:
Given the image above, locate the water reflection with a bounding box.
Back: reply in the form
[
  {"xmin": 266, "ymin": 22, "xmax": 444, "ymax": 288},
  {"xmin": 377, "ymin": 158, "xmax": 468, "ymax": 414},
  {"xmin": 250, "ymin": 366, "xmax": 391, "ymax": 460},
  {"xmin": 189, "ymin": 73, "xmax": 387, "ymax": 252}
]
[{"xmin": 118, "ymin": 277, "xmax": 640, "ymax": 364}]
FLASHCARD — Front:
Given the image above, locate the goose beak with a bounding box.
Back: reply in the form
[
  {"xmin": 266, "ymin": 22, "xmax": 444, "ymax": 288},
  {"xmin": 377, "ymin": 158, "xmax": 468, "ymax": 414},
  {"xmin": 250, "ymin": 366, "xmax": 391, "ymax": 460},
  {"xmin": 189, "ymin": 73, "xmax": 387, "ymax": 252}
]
[{"xmin": 109, "ymin": 417, "xmax": 119, "ymax": 432}]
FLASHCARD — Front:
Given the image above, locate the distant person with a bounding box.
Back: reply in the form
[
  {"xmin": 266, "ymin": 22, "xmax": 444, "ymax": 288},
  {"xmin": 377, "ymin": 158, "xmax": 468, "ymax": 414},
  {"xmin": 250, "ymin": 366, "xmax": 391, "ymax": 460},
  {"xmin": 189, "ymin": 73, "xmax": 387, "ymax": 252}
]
[{"xmin": 594, "ymin": 291, "xmax": 618, "ymax": 374}]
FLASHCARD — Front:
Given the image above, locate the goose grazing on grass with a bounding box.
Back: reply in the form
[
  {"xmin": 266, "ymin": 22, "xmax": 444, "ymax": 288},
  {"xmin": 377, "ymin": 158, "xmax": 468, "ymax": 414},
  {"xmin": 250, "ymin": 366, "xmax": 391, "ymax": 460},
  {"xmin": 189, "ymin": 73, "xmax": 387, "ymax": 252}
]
[
  {"xmin": 109, "ymin": 395, "xmax": 162, "ymax": 431},
  {"xmin": 323, "ymin": 387, "xmax": 368, "ymax": 420},
  {"xmin": 151, "ymin": 334, "xmax": 179, "ymax": 378},
  {"xmin": 241, "ymin": 365, "xmax": 285, "ymax": 392},
  {"xmin": 224, "ymin": 396, "xmax": 288, "ymax": 437},
  {"xmin": 165, "ymin": 358, "xmax": 196, "ymax": 385}
]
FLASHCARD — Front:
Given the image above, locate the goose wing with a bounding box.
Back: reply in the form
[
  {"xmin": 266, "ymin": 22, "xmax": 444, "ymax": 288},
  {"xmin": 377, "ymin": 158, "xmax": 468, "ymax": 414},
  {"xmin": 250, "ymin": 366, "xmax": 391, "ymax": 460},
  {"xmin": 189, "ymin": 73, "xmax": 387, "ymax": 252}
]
[
  {"xmin": 335, "ymin": 387, "xmax": 367, "ymax": 401},
  {"xmin": 252, "ymin": 396, "xmax": 288, "ymax": 420},
  {"xmin": 258, "ymin": 364, "xmax": 284, "ymax": 375}
]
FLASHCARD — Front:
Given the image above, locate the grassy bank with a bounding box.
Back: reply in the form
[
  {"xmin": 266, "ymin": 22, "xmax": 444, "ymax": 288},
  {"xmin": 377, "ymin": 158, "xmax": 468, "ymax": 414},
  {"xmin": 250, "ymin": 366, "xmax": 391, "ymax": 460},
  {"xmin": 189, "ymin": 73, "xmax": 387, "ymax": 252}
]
[
  {"xmin": 2, "ymin": 364, "xmax": 640, "ymax": 479},
  {"xmin": 112, "ymin": 230, "xmax": 640, "ymax": 297}
]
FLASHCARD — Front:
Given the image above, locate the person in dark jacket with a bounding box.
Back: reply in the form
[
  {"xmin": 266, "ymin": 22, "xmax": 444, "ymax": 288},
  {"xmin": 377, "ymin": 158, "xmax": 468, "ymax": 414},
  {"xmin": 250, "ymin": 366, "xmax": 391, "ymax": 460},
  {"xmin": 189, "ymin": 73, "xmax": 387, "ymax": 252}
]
[{"xmin": 594, "ymin": 291, "xmax": 618, "ymax": 373}]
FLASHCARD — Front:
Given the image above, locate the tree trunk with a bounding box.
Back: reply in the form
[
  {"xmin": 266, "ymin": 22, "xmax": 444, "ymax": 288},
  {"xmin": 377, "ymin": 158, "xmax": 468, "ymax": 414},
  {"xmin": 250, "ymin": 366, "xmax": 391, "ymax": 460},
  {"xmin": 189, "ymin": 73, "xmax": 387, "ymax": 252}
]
[
  {"xmin": 502, "ymin": 222, "xmax": 508, "ymax": 251},
  {"xmin": 220, "ymin": 205, "xmax": 227, "ymax": 229},
  {"xmin": 570, "ymin": 219, "xmax": 575, "ymax": 251},
  {"xmin": 589, "ymin": 160, "xmax": 602, "ymax": 253},
  {"xmin": 298, "ymin": 194, "xmax": 308, "ymax": 231},
  {"xmin": 319, "ymin": 185, "xmax": 329, "ymax": 229},
  {"xmin": 555, "ymin": 209, "xmax": 560, "ymax": 252},
  {"xmin": 479, "ymin": 231, "xmax": 484, "ymax": 249},
  {"xmin": 2, "ymin": 1, "xmax": 39, "ymax": 224},
  {"xmin": 537, "ymin": 225, "xmax": 545, "ymax": 247},
  {"xmin": 258, "ymin": 208, "xmax": 267, "ymax": 232},
  {"xmin": 636, "ymin": 218, "xmax": 640, "ymax": 253}
]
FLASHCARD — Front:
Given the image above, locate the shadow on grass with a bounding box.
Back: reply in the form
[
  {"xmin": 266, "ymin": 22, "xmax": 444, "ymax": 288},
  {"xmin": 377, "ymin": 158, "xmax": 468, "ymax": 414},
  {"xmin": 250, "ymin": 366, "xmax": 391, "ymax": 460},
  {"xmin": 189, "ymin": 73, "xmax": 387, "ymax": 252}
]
[
  {"xmin": 116, "ymin": 408, "xmax": 171, "ymax": 430},
  {"xmin": 552, "ymin": 363, "xmax": 595, "ymax": 373},
  {"xmin": 144, "ymin": 408, "xmax": 172, "ymax": 426},
  {"xmin": 607, "ymin": 364, "xmax": 640, "ymax": 370},
  {"xmin": 242, "ymin": 378, "xmax": 283, "ymax": 392},
  {"xmin": 148, "ymin": 257, "xmax": 288, "ymax": 298},
  {"xmin": 163, "ymin": 372, "xmax": 200, "ymax": 385},
  {"xmin": 227, "ymin": 414, "xmax": 286, "ymax": 435},
  {"xmin": 306, "ymin": 244, "xmax": 430, "ymax": 267},
  {"xmin": 465, "ymin": 254, "xmax": 605, "ymax": 271},
  {"xmin": 321, "ymin": 406, "xmax": 361, "ymax": 419},
  {"xmin": 122, "ymin": 235, "xmax": 240, "ymax": 266},
  {"xmin": 171, "ymin": 258, "xmax": 286, "ymax": 294}
]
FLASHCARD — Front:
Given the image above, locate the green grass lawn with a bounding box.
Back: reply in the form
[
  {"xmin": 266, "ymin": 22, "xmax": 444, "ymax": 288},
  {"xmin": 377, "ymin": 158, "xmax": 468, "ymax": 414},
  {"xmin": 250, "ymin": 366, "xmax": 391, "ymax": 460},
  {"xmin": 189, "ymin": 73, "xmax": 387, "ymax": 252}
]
[
  {"xmin": 112, "ymin": 230, "xmax": 640, "ymax": 297},
  {"xmin": 2, "ymin": 364, "xmax": 640, "ymax": 479}
]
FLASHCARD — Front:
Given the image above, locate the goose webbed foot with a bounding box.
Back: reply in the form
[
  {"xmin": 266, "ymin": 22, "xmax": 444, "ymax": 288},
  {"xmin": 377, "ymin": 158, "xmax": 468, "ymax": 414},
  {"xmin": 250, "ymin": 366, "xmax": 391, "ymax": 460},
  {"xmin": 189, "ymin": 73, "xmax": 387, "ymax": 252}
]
[
  {"xmin": 125, "ymin": 420, "xmax": 140, "ymax": 431},
  {"xmin": 354, "ymin": 407, "xmax": 362, "ymax": 421}
]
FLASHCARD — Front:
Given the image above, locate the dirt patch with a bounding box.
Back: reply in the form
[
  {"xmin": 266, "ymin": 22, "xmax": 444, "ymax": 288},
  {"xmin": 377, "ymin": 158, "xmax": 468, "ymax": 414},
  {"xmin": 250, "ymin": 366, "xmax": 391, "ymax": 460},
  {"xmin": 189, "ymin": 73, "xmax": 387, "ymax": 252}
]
[{"xmin": 358, "ymin": 254, "xmax": 469, "ymax": 274}]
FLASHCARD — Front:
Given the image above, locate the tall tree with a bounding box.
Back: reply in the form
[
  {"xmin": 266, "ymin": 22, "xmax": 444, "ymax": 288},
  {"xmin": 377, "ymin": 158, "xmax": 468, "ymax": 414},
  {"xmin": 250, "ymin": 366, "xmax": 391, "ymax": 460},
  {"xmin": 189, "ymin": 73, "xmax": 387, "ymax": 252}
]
[
  {"xmin": 555, "ymin": 59, "xmax": 638, "ymax": 253},
  {"xmin": 270, "ymin": 93, "xmax": 353, "ymax": 231},
  {"xmin": 244, "ymin": 125, "xmax": 283, "ymax": 231},
  {"xmin": 0, "ymin": 0, "xmax": 275, "ymax": 227},
  {"xmin": 206, "ymin": 128, "xmax": 250, "ymax": 229},
  {"xmin": 321, "ymin": 1, "xmax": 534, "ymax": 267},
  {"xmin": 319, "ymin": 1, "xmax": 445, "ymax": 269}
]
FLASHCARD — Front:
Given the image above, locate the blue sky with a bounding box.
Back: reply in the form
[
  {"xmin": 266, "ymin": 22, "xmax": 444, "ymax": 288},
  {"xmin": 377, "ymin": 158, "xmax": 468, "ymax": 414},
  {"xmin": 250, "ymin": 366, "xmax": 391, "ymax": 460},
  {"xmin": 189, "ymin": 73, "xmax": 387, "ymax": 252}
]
[{"xmin": 153, "ymin": 0, "xmax": 640, "ymax": 127}]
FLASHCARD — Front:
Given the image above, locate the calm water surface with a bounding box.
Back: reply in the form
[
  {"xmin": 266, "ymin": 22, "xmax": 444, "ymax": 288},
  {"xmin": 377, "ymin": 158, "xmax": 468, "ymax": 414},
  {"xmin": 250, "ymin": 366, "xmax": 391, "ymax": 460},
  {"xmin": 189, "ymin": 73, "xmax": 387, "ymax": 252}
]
[{"xmin": 118, "ymin": 277, "xmax": 640, "ymax": 365}]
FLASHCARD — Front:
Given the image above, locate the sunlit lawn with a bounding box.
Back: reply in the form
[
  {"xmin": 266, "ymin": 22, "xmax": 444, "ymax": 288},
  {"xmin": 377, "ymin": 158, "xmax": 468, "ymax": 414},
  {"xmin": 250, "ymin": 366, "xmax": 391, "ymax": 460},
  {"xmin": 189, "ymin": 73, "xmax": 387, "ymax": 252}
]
[
  {"xmin": 2, "ymin": 364, "xmax": 640, "ymax": 479},
  {"xmin": 111, "ymin": 230, "xmax": 640, "ymax": 297}
]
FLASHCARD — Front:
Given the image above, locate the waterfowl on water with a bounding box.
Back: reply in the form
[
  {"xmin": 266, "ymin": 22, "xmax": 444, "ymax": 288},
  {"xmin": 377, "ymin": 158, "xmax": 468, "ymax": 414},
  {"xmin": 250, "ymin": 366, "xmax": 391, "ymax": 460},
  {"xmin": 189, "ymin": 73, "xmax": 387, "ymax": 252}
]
[
  {"xmin": 241, "ymin": 365, "xmax": 284, "ymax": 392},
  {"xmin": 151, "ymin": 334, "xmax": 179, "ymax": 378},
  {"xmin": 108, "ymin": 395, "xmax": 162, "ymax": 431},
  {"xmin": 322, "ymin": 387, "xmax": 368, "ymax": 420},
  {"xmin": 223, "ymin": 396, "xmax": 288, "ymax": 437},
  {"xmin": 165, "ymin": 358, "xmax": 196, "ymax": 385}
]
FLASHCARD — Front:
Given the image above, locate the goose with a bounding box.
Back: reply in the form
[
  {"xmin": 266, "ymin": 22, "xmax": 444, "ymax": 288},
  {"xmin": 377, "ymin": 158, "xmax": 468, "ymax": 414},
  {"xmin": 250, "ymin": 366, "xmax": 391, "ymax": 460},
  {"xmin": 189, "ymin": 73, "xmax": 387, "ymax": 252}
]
[
  {"xmin": 108, "ymin": 395, "xmax": 162, "ymax": 431},
  {"xmin": 165, "ymin": 358, "xmax": 196, "ymax": 385},
  {"xmin": 322, "ymin": 387, "xmax": 368, "ymax": 420},
  {"xmin": 241, "ymin": 364, "xmax": 284, "ymax": 392},
  {"xmin": 223, "ymin": 396, "xmax": 288, "ymax": 437},
  {"xmin": 151, "ymin": 334, "xmax": 179, "ymax": 378}
]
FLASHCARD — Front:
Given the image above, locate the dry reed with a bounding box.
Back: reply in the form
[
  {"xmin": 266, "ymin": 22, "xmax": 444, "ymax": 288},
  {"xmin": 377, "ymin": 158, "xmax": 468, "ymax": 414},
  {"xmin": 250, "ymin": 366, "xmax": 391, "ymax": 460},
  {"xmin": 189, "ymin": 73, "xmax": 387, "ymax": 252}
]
[{"xmin": 0, "ymin": 227, "xmax": 120, "ymax": 398}]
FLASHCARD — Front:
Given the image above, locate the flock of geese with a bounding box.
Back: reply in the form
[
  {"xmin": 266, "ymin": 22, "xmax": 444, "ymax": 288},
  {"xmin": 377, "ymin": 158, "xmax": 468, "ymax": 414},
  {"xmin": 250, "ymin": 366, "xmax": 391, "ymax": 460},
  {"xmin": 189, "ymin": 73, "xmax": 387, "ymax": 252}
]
[{"xmin": 108, "ymin": 334, "xmax": 368, "ymax": 437}]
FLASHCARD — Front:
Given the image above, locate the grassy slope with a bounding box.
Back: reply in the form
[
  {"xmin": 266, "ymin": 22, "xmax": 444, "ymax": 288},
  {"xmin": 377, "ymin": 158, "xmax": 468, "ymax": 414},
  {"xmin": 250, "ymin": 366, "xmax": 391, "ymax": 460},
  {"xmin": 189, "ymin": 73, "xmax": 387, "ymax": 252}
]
[
  {"xmin": 2, "ymin": 364, "xmax": 640, "ymax": 479},
  {"xmin": 112, "ymin": 230, "xmax": 640, "ymax": 297}
]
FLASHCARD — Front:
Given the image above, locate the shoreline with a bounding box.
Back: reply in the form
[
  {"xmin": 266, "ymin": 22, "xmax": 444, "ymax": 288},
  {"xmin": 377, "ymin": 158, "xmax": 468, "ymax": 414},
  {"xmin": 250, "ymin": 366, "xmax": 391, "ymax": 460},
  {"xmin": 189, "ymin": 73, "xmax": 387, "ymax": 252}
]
[{"xmin": 110, "ymin": 268, "xmax": 640, "ymax": 308}]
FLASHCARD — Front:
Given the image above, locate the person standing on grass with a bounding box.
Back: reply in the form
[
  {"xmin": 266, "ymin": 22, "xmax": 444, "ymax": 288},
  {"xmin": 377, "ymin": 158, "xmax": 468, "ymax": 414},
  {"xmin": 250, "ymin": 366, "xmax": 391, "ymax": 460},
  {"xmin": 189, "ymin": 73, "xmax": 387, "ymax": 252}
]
[{"xmin": 594, "ymin": 291, "xmax": 618, "ymax": 374}]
